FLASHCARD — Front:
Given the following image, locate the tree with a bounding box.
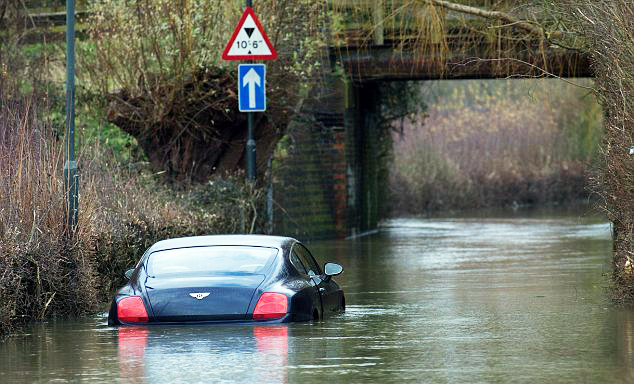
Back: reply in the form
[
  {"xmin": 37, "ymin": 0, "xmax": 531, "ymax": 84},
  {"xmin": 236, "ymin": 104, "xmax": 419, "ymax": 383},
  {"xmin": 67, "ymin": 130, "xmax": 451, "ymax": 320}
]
[{"xmin": 83, "ymin": 0, "xmax": 329, "ymax": 182}]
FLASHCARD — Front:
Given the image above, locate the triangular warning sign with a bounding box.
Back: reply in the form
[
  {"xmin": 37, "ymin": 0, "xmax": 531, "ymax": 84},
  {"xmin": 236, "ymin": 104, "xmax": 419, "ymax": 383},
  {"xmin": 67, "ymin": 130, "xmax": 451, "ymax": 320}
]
[{"xmin": 222, "ymin": 7, "xmax": 277, "ymax": 61}]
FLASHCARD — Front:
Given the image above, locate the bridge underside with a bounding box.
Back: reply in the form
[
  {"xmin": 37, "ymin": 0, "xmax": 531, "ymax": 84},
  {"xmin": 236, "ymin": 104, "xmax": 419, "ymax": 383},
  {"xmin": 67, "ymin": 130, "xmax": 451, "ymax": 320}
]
[{"xmin": 332, "ymin": 44, "xmax": 592, "ymax": 81}]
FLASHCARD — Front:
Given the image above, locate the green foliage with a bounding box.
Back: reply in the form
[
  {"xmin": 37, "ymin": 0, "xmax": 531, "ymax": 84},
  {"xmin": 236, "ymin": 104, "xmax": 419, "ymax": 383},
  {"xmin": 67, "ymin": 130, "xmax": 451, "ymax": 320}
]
[
  {"xmin": 360, "ymin": 81, "xmax": 429, "ymax": 220},
  {"xmin": 76, "ymin": 89, "xmax": 145, "ymax": 164},
  {"xmin": 376, "ymin": 81, "xmax": 427, "ymax": 127}
]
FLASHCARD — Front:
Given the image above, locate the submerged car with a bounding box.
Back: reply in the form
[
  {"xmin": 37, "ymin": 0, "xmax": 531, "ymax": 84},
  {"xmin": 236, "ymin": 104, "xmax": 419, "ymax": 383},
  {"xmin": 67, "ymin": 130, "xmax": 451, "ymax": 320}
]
[{"xmin": 108, "ymin": 235, "xmax": 345, "ymax": 325}]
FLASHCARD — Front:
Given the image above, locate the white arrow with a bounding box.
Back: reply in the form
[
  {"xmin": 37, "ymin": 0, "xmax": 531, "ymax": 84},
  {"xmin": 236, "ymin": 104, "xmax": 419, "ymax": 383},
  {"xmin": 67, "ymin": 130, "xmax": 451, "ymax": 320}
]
[{"xmin": 243, "ymin": 68, "xmax": 261, "ymax": 109}]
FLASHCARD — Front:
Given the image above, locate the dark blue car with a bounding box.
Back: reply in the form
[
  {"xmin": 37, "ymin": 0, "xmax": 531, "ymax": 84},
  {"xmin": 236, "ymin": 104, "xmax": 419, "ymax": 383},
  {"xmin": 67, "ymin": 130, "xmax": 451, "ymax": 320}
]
[{"xmin": 108, "ymin": 235, "xmax": 345, "ymax": 325}]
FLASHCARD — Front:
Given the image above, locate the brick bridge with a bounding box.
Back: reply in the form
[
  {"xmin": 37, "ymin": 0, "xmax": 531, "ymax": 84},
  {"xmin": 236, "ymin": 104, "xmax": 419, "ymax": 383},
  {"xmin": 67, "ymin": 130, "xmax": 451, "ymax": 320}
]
[{"xmin": 269, "ymin": 1, "xmax": 592, "ymax": 240}]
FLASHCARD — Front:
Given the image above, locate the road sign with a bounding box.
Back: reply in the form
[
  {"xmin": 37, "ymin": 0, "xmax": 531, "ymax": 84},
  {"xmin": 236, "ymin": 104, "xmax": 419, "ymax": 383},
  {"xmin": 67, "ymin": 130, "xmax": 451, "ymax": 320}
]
[
  {"xmin": 238, "ymin": 64, "xmax": 266, "ymax": 112},
  {"xmin": 223, "ymin": 7, "xmax": 277, "ymax": 61}
]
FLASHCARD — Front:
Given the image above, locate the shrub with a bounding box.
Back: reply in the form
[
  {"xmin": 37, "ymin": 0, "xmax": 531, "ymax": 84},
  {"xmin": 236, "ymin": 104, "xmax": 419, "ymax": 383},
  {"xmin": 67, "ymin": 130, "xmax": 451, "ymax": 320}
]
[
  {"xmin": 80, "ymin": 0, "xmax": 330, "ymax": 181},
  {"xmin": 558, "ymin": 0, "xmax": 634, "ymax": 301}
]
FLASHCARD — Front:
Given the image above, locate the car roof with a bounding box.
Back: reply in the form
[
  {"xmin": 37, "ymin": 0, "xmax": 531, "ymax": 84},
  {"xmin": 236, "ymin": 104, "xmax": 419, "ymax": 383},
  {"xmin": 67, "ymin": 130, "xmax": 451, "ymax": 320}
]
[{"xmin": 146, "ymin": 234, "xmax": 297, "ymax": 253}]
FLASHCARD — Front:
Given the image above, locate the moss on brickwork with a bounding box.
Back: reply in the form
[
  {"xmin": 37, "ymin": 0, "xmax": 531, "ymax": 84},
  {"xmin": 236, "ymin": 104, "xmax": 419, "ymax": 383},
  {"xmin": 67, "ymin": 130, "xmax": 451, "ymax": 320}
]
[
  {"xmin": 271, "ymin": 116, "xmax": 340, "ymax": 240},
  {"xmin": 270, "ymin": 78, "xmax": 398, "ymax": 240}
]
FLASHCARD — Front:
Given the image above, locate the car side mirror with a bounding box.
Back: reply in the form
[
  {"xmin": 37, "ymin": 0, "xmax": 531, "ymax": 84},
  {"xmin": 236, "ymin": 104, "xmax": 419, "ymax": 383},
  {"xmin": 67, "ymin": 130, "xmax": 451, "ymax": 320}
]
[
  {"xmin": 124, "ymin": 268, "xmax": 135, "ymax": 280},
  {"xmin": 324, "ymin": 262, "xmax": 343, "ymax": 277}
]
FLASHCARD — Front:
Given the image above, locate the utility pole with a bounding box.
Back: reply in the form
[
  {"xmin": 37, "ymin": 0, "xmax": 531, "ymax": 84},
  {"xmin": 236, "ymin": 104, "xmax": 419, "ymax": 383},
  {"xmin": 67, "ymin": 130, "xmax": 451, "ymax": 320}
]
[{"xmin": 64, "ymin": 0, "xmax": 79, "ymax": 230}]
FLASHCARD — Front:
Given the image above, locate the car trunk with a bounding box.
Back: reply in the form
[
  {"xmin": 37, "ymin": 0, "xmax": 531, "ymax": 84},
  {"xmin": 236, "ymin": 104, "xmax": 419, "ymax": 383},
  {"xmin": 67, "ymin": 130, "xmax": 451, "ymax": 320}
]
[{"xmin": 144, "ymin": 274, "xmax": 265, "ymax": 322}]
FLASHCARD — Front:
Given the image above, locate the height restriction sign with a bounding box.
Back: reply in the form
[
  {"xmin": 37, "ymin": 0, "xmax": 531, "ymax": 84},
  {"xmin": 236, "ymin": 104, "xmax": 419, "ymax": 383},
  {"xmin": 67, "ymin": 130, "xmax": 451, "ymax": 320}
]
[{"xmin": 222, "ymin": 7, "xmax": 277, "ymax": 61}]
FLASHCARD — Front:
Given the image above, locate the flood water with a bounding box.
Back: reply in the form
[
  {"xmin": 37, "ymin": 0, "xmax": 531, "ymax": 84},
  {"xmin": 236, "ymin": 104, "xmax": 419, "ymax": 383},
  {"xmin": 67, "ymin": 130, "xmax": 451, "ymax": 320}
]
[{"xmin": 2, "ymin": 207, "xmax": 632, "ymax": 383}]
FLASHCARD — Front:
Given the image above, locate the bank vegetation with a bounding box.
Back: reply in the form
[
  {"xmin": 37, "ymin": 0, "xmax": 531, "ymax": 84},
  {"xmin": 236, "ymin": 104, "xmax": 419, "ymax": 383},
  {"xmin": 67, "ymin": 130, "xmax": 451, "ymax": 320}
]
[
  {"xmin": 0, "ymin": 92, "xmax": 263, "ymax": 337},
  {"xmin": 389, "ymin": 79, "xmax": 603, "ymax": 214},
  {"xmin": 0, "ymin": 0, "xmax": 322, "ymax": 337},
  {"xmin": 556, "ymin": 1, "xmax": 634, "ymax": 302}
]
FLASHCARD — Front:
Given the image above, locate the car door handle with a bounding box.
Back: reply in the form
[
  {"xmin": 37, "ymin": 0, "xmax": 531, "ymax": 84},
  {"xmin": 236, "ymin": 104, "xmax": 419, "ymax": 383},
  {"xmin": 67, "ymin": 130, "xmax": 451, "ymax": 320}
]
[{"xmin": 319, "ymin": 288, "xmax": 326, "ymax": 294}]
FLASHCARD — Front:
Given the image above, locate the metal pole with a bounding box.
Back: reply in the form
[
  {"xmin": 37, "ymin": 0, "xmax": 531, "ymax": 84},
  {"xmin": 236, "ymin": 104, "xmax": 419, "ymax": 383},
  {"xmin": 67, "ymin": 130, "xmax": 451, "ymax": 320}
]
[
  {"xmin": 64, "ymin": 0, "xmax": 79, "ymax": 229},
  {"xmin": 246, "ymin": 0, "xmax": 255, "ymax": 182},
  {"xmin": 247, "ymin": 112, "xmax": 256, "ymax": 182}
]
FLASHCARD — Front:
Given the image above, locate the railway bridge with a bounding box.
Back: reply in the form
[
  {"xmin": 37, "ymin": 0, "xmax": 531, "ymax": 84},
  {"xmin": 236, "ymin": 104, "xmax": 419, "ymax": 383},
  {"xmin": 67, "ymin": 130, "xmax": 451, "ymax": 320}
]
[{"xmin": 270, "ymin": 0, "xmax": 591, "ymax": 239}]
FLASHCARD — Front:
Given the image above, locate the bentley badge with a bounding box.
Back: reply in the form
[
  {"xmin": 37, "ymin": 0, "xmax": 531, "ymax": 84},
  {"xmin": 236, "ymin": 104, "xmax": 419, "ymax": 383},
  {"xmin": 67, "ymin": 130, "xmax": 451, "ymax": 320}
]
[{"xmin": 189, "ymin": 292, "xmax": 211, "ymax": 300}]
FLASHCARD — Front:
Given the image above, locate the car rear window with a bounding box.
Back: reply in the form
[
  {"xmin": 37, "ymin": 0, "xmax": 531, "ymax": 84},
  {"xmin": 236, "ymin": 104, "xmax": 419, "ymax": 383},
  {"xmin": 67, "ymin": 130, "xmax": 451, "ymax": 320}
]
[{"xmin": 147, "ymin": 246, "xmax": 278, "ymax": 276}]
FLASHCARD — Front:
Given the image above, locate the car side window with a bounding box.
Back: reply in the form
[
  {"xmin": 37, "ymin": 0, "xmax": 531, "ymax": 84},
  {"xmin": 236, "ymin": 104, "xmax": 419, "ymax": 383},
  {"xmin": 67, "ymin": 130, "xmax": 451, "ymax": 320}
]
[
  {"xmin": 290, "ymin": 250, "xmax": 308, "ymax": 275},
  {"xmin": 294, "ymin": 244, "xmax": 322, "ymax": 276}
]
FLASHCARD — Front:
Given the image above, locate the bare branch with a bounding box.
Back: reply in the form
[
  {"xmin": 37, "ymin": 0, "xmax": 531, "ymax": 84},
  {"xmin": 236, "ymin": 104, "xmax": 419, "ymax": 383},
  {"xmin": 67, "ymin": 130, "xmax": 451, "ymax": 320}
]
[
  {"xmin": 427, "ymin": 0, "xmax": 544, "ymax": 37},
  {"xmin": 450, "ymin": 57, "xmax": 595, "ymax": 91}
]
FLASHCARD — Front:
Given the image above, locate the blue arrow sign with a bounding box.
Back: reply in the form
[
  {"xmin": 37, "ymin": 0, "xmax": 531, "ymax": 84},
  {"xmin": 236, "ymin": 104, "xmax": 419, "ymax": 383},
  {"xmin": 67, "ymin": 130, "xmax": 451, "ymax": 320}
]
[{"xmin": 238, "ymin": 64, "xmax": 266, "ymax": 112}]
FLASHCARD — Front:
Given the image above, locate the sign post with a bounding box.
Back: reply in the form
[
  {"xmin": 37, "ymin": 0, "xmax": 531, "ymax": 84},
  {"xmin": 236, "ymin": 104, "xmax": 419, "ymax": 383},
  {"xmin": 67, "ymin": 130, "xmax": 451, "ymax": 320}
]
[
  {"xmin": 223, "ymin": 1, "xmax": 277, "ymax": 183},
  {"xmin": 238, "ymin": 64, "xmax": 266, "ymax": 180}
]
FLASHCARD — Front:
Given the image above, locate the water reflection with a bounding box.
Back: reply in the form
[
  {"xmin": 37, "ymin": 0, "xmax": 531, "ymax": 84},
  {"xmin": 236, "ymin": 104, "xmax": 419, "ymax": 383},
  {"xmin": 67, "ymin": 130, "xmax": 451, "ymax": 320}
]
[
  {"xmin": 115, "ymin": 325, "xmax": 289, "ymax": 384},
  {"xmin": 615, "ymin": 310, "xmax": 634, "ymax": 381},
  {"xmin": 254, "ymin": 326, "xmax": 289, "ymax": 383},
  {"xmin": 118, "ymin": 327, "xmax": 149, "ymax": 383}
]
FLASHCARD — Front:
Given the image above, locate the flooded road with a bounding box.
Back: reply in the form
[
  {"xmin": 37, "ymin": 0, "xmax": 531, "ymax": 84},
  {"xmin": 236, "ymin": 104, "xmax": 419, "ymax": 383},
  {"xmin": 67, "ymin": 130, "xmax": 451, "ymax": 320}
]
[{"xmin": 1, "ymin": 208, "xmax": 631, "ymax": 383}]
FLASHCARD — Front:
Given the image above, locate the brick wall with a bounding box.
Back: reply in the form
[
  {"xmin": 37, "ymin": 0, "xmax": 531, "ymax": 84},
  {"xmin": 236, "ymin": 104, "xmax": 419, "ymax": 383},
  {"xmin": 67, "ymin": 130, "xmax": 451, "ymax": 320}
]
[
  {"xmin": 269, "ymin": 77, "xmax": 351, "ymax": 240},
  {"xmin": 269, "ymin": 78, "xmax": 386, "ymax": 241}
]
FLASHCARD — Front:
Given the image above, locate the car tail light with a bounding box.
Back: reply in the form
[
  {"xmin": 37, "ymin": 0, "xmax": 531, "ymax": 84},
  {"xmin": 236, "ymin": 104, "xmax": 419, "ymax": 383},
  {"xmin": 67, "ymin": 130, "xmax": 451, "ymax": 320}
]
[
  {"xmin": 253, "ymin": 293, "xmax": 288, "ymax": 320},
  {"xmin": 117, "ymin": 296, "xmax": 149, "ymax": 323}
]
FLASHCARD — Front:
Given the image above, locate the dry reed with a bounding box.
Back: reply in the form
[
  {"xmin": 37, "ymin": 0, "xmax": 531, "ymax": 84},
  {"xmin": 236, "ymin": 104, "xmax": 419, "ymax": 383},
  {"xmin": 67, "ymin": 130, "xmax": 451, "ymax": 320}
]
[
  {"xmin": 389, "ymin": 79, "xmax": 602, "ymax": 214},
  {"xmin": 0, "ymin": 94, "xmax": 97, "ymax": 335},
  {"xmin": 0, "ymin": 93, "xmax": 261, "ymax": 337}
]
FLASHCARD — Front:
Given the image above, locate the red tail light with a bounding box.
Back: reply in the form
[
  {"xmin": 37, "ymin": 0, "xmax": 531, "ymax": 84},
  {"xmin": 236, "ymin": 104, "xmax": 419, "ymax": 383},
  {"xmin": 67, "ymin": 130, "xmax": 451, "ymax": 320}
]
[
  {"xmin": 117, "ymin": 296, "xmax": 149, "ymax": 323},
  {"xmin": 253, "ymin": 293, "xmax": 288, "ymax": 320}
]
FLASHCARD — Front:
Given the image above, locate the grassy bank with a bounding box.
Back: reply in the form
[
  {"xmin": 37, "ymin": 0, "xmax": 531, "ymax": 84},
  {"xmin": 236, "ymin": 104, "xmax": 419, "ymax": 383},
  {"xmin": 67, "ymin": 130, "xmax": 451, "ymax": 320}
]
[
  {"xmin": 389, "ymin": 79, "xmax": 603, "ymax": 215},
  {"xmin": 0, "ymin": 95, "xmax": 260, "ymax": 337}
]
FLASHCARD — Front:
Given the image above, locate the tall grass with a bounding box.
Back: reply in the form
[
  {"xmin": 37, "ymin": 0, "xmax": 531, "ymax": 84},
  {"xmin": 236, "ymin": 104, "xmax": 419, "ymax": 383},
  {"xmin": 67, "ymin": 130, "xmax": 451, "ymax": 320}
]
[
  {"xmin": 389, "ymin": 79, "xmax": 603, "ymax": 214},
  {"xmin": 0, "ymin": 94, "xmax": 97, "ymax": 334},
  {"xmin": 0, "ymin": 94, "xmax": 261, "ymax": 337}
]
